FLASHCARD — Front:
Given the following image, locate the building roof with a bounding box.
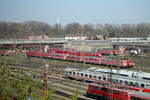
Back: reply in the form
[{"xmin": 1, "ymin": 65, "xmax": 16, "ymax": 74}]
[{"xmin": 65, "ymin": 34, "xmax": 93, "ymax": 37}]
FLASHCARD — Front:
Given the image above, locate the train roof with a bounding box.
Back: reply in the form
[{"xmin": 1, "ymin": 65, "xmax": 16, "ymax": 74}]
[
  {"xmin": 68, "ymin": 68, "xmax": 150, "ymax": 83},
  {"xmin": 94, "ymin": 68, "xmax": 150, "ymax": 78},
  {"xmin": 64, "ymin": 68, "xmax": 79, "ymax": 71},
  {"xmin": 79, "ymin": 70, "xmax": 107, "ymax": 76}
]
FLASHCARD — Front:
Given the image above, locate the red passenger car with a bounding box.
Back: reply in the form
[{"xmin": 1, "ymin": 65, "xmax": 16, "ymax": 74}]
[
  {"xmin": 83, "ymin": 52, "xmax": 102, "ymax": 57},
  {"xmin": 66, "ymin": 55, "xmax": 83, "ymax": 62},
  {"xmin": 55, "ymin": 48, "xmax": 74, "ymax": 54},
  {"xmin": 40, "ymin": 52, "xmax": 52, "ymax": 58},
  {"xmin": 82, "ymin": 56, "xmax": 106, "ymax": 64},
  {"xmin": 26, "ymin": 51, "xmax": 34, "ymax": 56},
  {"xmin": 97, "ymin": 49, "xmax": 118, "ymax": 55},
  {"xmin": 101, "ymin": 58, "xmax": 135, "ymax": 68},
  {"xmin": 68, "ymin": 51, "xmax": 83, "ymax": 56},
  {"xmin": 51, "ymin": 54, "xmax": 67, "ymax": 60}
]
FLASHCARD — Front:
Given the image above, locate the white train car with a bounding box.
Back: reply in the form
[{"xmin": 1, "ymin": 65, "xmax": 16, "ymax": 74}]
[{"xmin": 65, "ymin": 67, "xmax": 150, "ymax": 89}]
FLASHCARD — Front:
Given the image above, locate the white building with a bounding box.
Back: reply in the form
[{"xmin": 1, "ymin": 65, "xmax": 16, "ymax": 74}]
[{"xmin": 65, "ymin": 34, "xmax": 88, "ymax": 40}]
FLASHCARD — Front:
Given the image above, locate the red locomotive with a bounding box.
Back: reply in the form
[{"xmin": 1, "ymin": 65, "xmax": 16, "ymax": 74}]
[{"xmin": 87, "ymin": 83, "xmax": 150, "ymax": 100}]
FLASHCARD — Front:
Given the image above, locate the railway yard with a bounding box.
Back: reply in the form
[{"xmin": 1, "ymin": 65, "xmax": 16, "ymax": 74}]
[
  {"xmin": 0, "ymin": 54, "xmax": 96, "ymax": 100},
  {"xmin": 0, "ymin": 49, "xmax": 150, "ymax": 100},
  {"xmin": 1, "ymin": 0, "xmax": 150, "ymax": 99}
]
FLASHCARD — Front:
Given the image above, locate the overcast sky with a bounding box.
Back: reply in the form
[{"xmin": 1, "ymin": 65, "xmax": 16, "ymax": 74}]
[{"xmin": 0, "ymin": 0, "xmax": 150, "ymax": 25}]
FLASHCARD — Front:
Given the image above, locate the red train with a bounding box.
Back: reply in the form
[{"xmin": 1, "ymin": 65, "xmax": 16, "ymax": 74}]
[
  {"xmin": 26, "ymin": 49, "xmax": 135, "ymax": 68},
  {"xmin": 87, "ymin": 83, "xmax": 150, "ymax": 100},
  {"xmin": 101, "ymin": 57, "xmax": 134, "ymax": 67},
  {"xmin": 65, "ymin": 55, "xmax": 83, "ymax": 62},
  {"xmin": 0, "ymin": 50, "xmax": 5, "ymax": 56},
  {"xmin": 82, "ymin": 56, "xmax": 106, "ymax": 64},
  {"xmin": 55, "ymin": 49, "xmax": 102, "ymax": 57},
  {"xmin": 0, "ymin": 50, "xmax": 10, "ymax": 56},
  {"xmin": 97, "ymin": 49, "xmax": 118, "ymax": 55},
  {"xmin": 51, "ymin": 53, "xmax": 68, "ymax": 60}
]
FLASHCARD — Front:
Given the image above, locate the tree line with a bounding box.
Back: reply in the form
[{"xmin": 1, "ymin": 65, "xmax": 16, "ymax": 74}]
[{"xmin": 0, "ymin": 21, "xmax": 150, "ymax": 39}]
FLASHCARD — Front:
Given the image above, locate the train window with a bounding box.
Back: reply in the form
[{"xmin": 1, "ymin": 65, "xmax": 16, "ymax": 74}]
[
  {"xmin": 133, "ymin": 76, "xmax": 137, "ymax": 78},
  {"xmin": 116, "ymin": 80, "xmax": 118, "ymax": 82},
  {"xmin": 85, "ymin": 74, "xmax": 88, "ymax": 77},
  {"xmin": 77, "ymin": 73, "xmax": 79, "ymax": 75},
  {"xmin": 107, "ymin": 78, "xmax": 112, "ymax": 81},
  {"xmin": 98, "ymin": 77, "xmax": 101, "ymax": 79},
  {"xmin": 119, "ymin": 74, "xmax": 128, "ymax": 77},
  {"xmin": 142, "ymin": 77, "xmax": 150, "ymax": 80},
  {"xmin": 129, "ymin": 82, "xmax": 134, "ymax": 86},
  {"xmin": 69, "ymin": 72, "xmax": 72, "ymax": 74},
  {"xmin": 141, "ymin": 84, "xmax": 145, "ymax": 87},
  {"xmin": 89, "ymin": 75, "xmax": 92, "ymax": 78},
  {"xmin": 92, "ymin": 86, "xmax": 99, "ymax": 90},
  {"xmin": 81, "ymin": 73, "xmax": 83, "ymax": 76},
  {"xmin": 103, "ymin": 77, "xmax": 106, "ymax": 80},
  {"xmin": 125, "ymin": 81, "xmax": 128, "ymax": 84},
  {"xmin": 135, "ymin": 83, "xmax": 139, "ymax": 87},
  {"xmin": 119, "ymin": 80, "xmax": 123, "ymax": 83},
  {"xmin": 73, "ymin": 72, "xmax": 75, "ymax": 75}
]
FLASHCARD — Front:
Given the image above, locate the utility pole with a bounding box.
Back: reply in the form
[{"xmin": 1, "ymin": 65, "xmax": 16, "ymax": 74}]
[{"xmin": 43, "ymin": 61, "xmax": 49, "ymax": 97}]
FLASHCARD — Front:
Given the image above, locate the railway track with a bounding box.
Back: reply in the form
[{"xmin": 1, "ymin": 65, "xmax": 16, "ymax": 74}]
[
  {"xmin": 7, "ymin": 63, "xmax": 95, "ymax": 100},
  {"xmin": 0, "ymin": 55, "xmax": 97, "ymax": 99},
  {"xmin": 51, "ymin": 88, "xmax": 93, "ymax": 100},
  {"xmin": 52, "ymin": 88, "xmax": 92, "ymax": 100},
  {"xmin": 47, "ymin": 76, "xmax": 87, "ymax": 92},
  {"xmin": 2, "ymin": 55, "xmax": 97, "ymax": 69}
]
